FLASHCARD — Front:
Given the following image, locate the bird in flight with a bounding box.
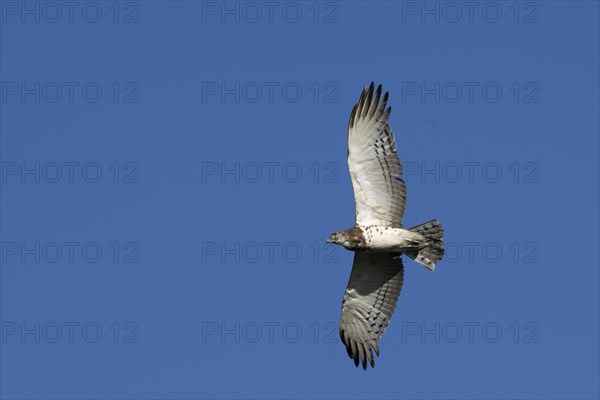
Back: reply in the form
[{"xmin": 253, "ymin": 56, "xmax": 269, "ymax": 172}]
[{"xmin": 327, "ymin": 82, "xmax": 444, "ymax": 369}]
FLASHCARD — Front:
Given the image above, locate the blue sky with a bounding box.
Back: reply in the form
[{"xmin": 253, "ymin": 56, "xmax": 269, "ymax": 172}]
[{"xmin": 1, "ymin": 1, "xmax": 599, "ymax": 399}]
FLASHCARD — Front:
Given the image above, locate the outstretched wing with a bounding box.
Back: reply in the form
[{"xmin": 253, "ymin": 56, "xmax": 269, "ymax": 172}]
[
  {"xmin": 339, "ymin": 251, "xmax": 404, "ymax": 369},
  {"xmin": 348, "ymin": 82, "xmax": 407, "ymax": 227}
]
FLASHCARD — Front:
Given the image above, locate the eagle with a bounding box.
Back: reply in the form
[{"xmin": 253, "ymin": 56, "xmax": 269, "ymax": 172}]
[{"xmin": 326, "ymin": 82, "xmax": 444, "ymax": 369}]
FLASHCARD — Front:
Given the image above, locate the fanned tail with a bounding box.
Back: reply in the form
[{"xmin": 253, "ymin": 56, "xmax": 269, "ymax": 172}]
[{"xmin": 405, "ymin": 220, "xmax": 444, "ymax": 271}]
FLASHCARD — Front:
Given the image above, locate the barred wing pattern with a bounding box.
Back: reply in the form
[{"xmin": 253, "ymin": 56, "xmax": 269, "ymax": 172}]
[
  {"xmin": 347, "ymin": 82, "xmax": 407, "ymax": 227},
  {"xmin": 339, "ymin": 251, "xmax": 404, "ymax": 369}
]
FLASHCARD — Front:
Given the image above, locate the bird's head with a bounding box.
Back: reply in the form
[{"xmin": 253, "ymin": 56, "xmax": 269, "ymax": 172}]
[
  {"xmin": 326, "ymin": 230, "xmax": 355, "ymax": 249},
  {"xmin": 327, "ymin": 227, "xmax": 365, "ymax": 250},
  {"xmin": 326, "ymin": 231, "xmax": 341, "ymax": 245}
]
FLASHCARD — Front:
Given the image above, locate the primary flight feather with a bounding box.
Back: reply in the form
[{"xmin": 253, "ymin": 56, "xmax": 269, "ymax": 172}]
[{"xmin": 327, "ymin": 82, "xmax": 445, "ymax": 369}]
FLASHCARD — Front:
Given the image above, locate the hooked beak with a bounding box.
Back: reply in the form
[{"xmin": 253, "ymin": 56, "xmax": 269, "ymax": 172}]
[{"xmin": 326, "ymin": 237, "xmax": 333, "ymax": 243}]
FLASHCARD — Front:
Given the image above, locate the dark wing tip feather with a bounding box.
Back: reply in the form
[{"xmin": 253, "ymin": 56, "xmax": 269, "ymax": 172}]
[
  {"xmin": 361, "ymin": 83, "xmax": 375, "ymax": 118},
  {"xmin": 383, "ymin": 106, "xmax": 392, "ymax": 120},
  {"xmin": 349, "ymin": 103, "xmax": 359, "ymax": 129},
  {"xmin": 369, "ymin": 84, "xmax": 383, "ymax": 117},
  {"xmin": 358, "ymin": 343, "xmax": 366, "ymax": 369},
  {"xmin": 379, "ymin": 92, "xmax": 390, "ymax": 116},
  {"xmin": 368, "ymin": 347, "xmax": 375, "ymax": 368},
  {"xmin": 354, "ymin": 85, "xmax": 369, "ymax": 123}
]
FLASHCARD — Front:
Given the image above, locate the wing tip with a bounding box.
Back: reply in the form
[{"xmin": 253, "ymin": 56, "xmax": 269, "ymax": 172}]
[
  {"xmin": 340, "ymin": 328, "xmax": 378, "ymax": 370},
  {"xmin": 349, "ymin": 82, "xmax": 392, "ymax": 129}
]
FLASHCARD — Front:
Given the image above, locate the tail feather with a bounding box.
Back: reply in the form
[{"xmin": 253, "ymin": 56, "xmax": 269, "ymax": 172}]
[{"xmin": 406, "ymin": 220, "xmax": 444, "ymax": 271}]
